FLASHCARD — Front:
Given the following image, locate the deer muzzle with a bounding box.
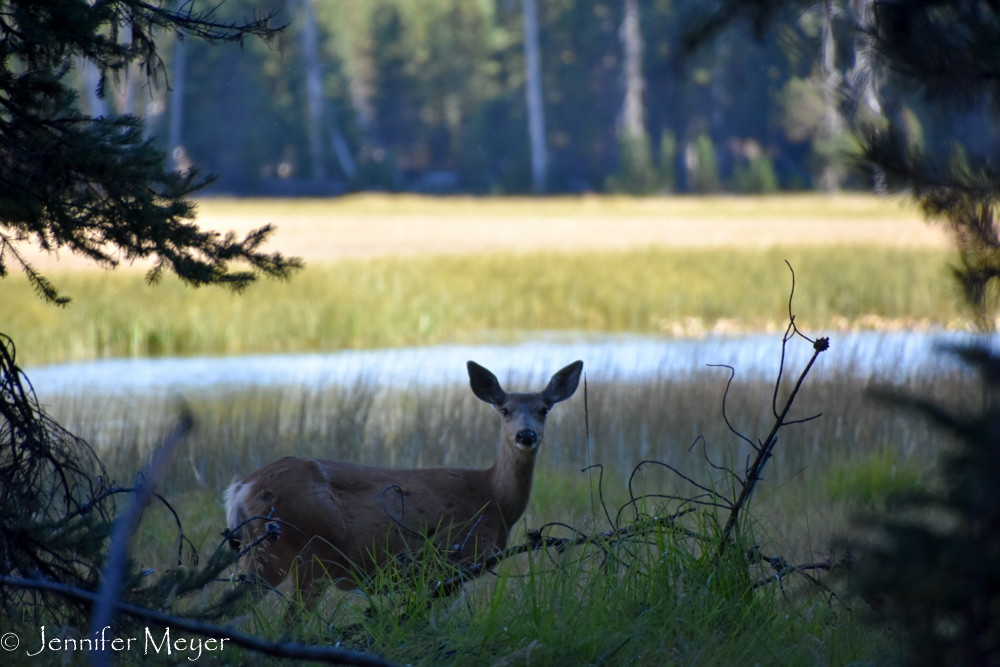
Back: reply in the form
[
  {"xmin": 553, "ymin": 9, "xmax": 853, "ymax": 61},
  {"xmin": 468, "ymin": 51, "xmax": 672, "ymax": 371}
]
[{"xmin": 515, "ymin": 429, "xmax": 538, "ymax": 447}]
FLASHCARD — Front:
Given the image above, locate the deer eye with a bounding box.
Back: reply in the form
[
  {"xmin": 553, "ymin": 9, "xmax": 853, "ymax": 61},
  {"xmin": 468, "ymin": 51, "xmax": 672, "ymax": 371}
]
[
  {"xmin": 540, "ymin": 408, "xmax": 549, "ymax": 417},
  {"xmin": 500, "ymin": 408, "xmax": 510, "ymax": 417}
]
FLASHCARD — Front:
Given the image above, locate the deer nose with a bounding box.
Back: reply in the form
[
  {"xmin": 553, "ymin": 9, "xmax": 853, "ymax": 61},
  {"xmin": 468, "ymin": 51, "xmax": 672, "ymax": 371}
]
[{"xmin": 516, "ymin": 430, "xmax": 538, "ymax": 447}]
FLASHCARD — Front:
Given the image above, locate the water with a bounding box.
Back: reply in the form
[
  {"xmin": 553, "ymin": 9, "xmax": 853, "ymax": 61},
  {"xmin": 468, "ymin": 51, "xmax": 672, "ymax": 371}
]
[{"xmin": 21, "ymin": 330, "xmax": 988, "ymax": 399}]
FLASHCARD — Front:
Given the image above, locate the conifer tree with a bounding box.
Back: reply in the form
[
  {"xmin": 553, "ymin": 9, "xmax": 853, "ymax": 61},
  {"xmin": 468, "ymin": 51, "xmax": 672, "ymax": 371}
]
[
  {"xmin": 0, "ymin": 0, "xmax": 293, "ymax": 627},
  {"xmin": 683, "ymin": 0, "xmax": 1000, "ymax": 327},
  {"xmin": 0, "ymin": 0, "xmax": 299, "ymax": 304},
  {"xmin": 687, "ymin": 5, "xmax": 1000, "ymax": 661}
]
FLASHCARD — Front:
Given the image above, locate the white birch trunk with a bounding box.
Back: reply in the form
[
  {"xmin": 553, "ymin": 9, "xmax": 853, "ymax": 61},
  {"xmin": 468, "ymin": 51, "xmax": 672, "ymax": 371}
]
[
  {"xmin": 620, "ymin": 0, "xmax": 645, "ymax": 139},
  {"xmin": 78, "ymin": 57, "xmax": 108, "ymax": 118},
  {"xmin": 114, "ymin": 22, "xmax": 136, "ymax": 116},
  {"xmin": 821, "ymin": 0, "xmax": 844, "ymax": 192},
  {"xmin": 523, "ymin": 0, "xmax": 547, "ymax": 194},
  {"xmin": 168, "ymin": 36, "xmax": 186, "ymax": 169},
  {"xmin": 299, "ymin": 0, "xmax": 327, "ymax": 181},
  {"xmin": 848, "ymin": 0, "xmax": 885, "ymax": 192}
]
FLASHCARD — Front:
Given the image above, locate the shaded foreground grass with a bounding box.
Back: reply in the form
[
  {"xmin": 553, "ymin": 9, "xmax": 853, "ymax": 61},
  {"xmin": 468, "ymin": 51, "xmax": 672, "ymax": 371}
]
[
  {"xmin": 42, "ymin": 363, "xmax": 951, "ymax": 665},
  {"xmin": 51, "ymin": 362, "xmax": 966, "ymax": 579},
  {"xmin": 255, "ymin": 508, "xmax": 887, "ymax": 667},
  {"xmin": 110, "ymin": 482, "xmax": 892, "ymax": 666},
  {"xmin": 10, "ymin": 245, "xmax": 961, "ymax": 366}
]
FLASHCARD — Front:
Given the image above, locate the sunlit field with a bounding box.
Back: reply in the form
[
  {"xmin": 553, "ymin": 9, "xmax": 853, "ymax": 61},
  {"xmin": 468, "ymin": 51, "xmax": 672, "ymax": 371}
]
[
  {"xmin": 5, "ymin": 194, "xmax": 964, "ymax": 367},
  {"xmin": 13, "ymin": 194, "xmax": 948, "ymax": 275},
  {"xmin": 4, "ymin": 245, "xmax": 962, "ymax": 367},
  {"xmin": 8, "ymin": 194, "xmax": 968, "ymax": 665}
]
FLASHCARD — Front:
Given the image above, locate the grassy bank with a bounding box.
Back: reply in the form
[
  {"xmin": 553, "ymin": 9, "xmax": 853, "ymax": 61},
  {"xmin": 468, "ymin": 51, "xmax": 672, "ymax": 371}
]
[
  {"xmin": 127, "ymin": 485, "xmax": 891, "ymax": 666},
  {"xmin": 45, "ymin": 360, "xmax": 954, "ymax": 665},
  {"xmin": 7, "ymin": 245, "xmax": 962, "ymax": 366},
  {"xmin": 52, "ymin": 359, "xmax": 965, "ymax": 565}
]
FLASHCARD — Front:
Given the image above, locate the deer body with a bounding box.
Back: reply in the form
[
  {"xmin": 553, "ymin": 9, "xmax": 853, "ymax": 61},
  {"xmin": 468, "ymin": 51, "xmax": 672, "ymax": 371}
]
[{"xmin": 225, "ymin": 360, "xmax": 582, "ymax": 605}]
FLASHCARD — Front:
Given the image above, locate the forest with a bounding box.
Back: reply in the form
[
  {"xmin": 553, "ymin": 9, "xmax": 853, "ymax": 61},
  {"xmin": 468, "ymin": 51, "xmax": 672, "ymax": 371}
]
[
  {"xmin": 4, "ymin": 0, "xmax": 1000, "ymax": 664},
  {"xmin": 79, "ymin": 0, "xmax": 979, "ymax": 197}
]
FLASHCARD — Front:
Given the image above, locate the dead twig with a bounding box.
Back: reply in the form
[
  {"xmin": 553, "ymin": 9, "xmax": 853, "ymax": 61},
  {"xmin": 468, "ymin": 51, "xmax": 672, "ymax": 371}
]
[
  {"xmin": 90, "ymin": 414, "xmax": 193, "ymax": 666},
  {"xmin": 717, "ymin": 263, "xmax": 829, "ymax": 555}
]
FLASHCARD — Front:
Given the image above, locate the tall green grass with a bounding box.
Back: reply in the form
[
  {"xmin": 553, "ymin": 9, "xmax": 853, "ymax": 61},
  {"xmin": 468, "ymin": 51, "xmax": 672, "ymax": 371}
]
[
  {"xmin": 36, "ymin": 351, "xmax": 949, "ymax": 665},
  {"xmin": 126, "ymin": 479, "xmax": 892, "ymax": 666},
  {"xmin": 102, "ymin": 365, "xmax": 929, "ymax": 665},
  {"xmin": 50, "ymin": 373, "xmax": 959, "ymax": 499},
  {"xmin": 52, "ymin": 365, "xmax": 965, "ymax": 573},
  {"xmin": 300, "ymin": 511, "xmax": 885, "ymax": 667},
  {"xmin": 6, "ymin": 246, "xmax": 961, "ymax": 366}
]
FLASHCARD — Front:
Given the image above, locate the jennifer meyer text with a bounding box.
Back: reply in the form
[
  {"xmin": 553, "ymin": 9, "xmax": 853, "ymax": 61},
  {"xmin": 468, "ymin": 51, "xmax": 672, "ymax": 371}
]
[{"xmin": 15, "ymin": 626, "xmax": 229, "ymax": 660}]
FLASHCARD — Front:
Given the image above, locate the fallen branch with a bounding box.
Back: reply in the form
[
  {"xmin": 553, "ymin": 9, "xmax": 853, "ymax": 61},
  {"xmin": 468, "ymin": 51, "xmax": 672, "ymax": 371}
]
[
  {"xmin": 429, "ymin": 512, "xmax": 698, "ymax": 599},
  {"xmin": 91, "ymin": 414, "xmax": 193, "ymax": 666},
  {"xmin": 0, "ymin": 575, "xmax": 399, "ymax": 667},
  {"xmin": 751, "ymin": 550, "xmax": 835, "ymax": 593}
]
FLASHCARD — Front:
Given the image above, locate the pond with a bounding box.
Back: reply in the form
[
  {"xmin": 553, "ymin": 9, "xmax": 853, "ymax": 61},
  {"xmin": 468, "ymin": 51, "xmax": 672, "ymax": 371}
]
[{"xmin": 21, "ymin": 330, "xmax": 988, "ymax": 399}]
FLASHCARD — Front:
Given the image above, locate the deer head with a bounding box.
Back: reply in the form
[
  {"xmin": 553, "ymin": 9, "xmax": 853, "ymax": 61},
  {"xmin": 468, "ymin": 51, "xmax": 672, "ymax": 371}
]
[{"xmin": 467, "ymin": 359, "xmax": 583, "ymax": 452}]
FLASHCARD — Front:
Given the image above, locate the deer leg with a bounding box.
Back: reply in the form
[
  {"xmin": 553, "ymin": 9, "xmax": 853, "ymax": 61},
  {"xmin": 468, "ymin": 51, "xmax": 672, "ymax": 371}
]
[{"xmin": 284, "ymin": 557, "xmax": 331, "ymax": 620}]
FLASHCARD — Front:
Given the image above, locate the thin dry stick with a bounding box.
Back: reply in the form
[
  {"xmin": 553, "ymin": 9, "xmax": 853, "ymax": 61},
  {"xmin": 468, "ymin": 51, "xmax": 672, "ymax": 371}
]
[
  {"xmin": 90, "ymin": 413, "xmax": 192, "ymax": 666},
  {"xmin": 717, "ymin": 335, "xmax": 828, "ymax": 555},
  {"xmin": 428, "ymin": 511, "xmax": 696, "ymax": 599}
]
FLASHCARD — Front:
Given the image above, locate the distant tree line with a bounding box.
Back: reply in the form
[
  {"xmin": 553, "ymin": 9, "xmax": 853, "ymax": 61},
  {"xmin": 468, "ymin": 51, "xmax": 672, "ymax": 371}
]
[{"xmin": 79, "ymin": 0, "xmax": 991, "ymax": 196}]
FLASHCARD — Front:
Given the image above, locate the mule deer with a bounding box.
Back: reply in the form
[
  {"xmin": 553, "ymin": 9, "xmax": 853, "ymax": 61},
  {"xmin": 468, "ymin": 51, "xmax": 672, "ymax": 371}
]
[{"xmin": 224, "ymin": 360, "xmax": 582, "ymax": 608}]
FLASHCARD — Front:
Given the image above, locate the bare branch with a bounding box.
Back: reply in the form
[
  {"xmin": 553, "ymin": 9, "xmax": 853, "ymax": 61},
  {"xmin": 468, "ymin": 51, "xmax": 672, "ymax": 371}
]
[
  {"xmin": 91, "ymin": 415, "xmax": 193, "ymax": 665},
  {"xmin": 0, "ymin": 575, "xmax": 398, "ymax": 667},
  {"xmin": 706, "ymin": 365, "xmax": 757, "ymax": 449}
]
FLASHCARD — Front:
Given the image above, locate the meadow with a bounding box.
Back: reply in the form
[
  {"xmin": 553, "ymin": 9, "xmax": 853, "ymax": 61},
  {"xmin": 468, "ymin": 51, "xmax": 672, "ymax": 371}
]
[
  {"xmin": 4, "ymin": 194, "xmax": 972, "ymax": 665},
  {"xmin": 6, "ymin": 193, "xmax": 961, "ymax": 367},
  {"xmin": 49, "ymin": 357, "xmax": 964, "ymax": 666},
  {"xmin": 3, "ymin": 245, "xmax": 963, "ymax": 367}
]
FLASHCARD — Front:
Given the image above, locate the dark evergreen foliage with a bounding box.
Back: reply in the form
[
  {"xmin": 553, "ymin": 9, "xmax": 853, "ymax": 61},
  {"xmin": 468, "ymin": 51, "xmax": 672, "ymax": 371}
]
[
  {"xmin": 0, "ymin": 332, "xmax": 113, "ymax": 623},
  {"xmin": 678, "ymin": 0, "xmax": 814, "ymax": 51},
  {"xmin": 684, "ymin": 0, "xmax": 1000, "ymax": 325},
  {"xmin": 0, "ymin": 0, "xmax": 288, "ymax": 631},
  {"xmin": 850, "ymin": 346, "xmax": 1000, "ymax": 666},
  {"xmin": 0, "ymin": 0, "xmax": 300, "ymax": 303},
  {"xmin": 858, "ymin": 1, "xmax": 1000, "ymax": 327},
  {"xmin": 0, "ymin": 332, "xmax": 245, "ymax": 627},
  {"xmin": 868, "ymin": 1, "xmax": 1000, "ymax": 110}
]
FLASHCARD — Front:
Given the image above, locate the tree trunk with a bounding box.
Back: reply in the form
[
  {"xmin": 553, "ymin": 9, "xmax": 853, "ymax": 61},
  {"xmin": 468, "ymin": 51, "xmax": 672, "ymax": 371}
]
[
  {"xmin": 114, "ymin": 22, "xmax": 136, "ymax": 116},
  {"xmin": 78, "ymin": 57, "xmax": 108, "ymax": 118},
  {"xmin": 523, "ymin": 0, "xmax": 547, "ymax": 194},
  {"xmin": 168, "ymin": 35, "xmax": 186, "ymax": 171},
  {"xmin": 820, "ymin": 0, "xmax": 843, "ymax": 192},
  {"xmin": 848, "ymin": 0, "xmax": 885, "ymax": 193},
  {"xmin": 299, "ymin": 0, "xmax": 327, "ymax": 181},
  {"xmin": 620, "ymin": 0, "xmax": 645, "ymax": 139},
  {"xmin": 331, "ymin": 124, "xmax": 357, "ymax": 181}
]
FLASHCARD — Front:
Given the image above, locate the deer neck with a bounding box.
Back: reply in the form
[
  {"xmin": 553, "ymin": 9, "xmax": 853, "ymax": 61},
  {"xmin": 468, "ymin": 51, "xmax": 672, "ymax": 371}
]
[{"xmin": 489, "ymin": 441, "xmax": 538, "ymax": 528}]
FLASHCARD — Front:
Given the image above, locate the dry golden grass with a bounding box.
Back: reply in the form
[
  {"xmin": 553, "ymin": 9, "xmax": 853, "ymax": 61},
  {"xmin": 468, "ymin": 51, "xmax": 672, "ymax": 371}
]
[
  {"xmin": 16, "ymin": 193, "xmax": 948, "ymax": 271},
  {"xmin": 4, "ymin": 194, "xmax": 963, "ymax": 366}
]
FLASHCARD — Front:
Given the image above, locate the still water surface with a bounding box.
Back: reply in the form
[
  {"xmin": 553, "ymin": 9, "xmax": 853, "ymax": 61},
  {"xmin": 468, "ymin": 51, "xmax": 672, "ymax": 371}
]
[{"xmin": 22, "ymin": 330, "xmax": 988, "ymax": 399}]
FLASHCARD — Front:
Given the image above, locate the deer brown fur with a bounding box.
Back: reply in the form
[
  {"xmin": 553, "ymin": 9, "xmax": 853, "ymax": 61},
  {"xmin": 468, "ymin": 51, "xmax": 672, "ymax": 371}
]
[{"xmin": 224, "ymin": 360, "xmax": 582, "ymax": 608}]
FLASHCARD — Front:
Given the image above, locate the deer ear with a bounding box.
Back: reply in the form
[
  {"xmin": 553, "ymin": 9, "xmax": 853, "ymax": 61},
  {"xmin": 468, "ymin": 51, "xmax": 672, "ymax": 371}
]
[
  {"xmin": 542, "ymin": 360, "xmax": 583, "ymax": 405},
  {"xmin": 468, "ymin": 361, "xmax": 506, "ymax": 405}
]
